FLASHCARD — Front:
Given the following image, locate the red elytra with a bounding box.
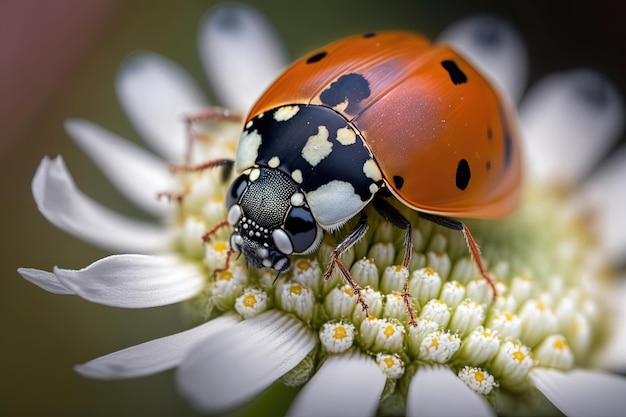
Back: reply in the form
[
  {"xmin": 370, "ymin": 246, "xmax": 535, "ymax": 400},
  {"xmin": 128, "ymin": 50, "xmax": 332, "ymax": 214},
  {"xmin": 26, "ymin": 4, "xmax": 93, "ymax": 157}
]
[{"xmin": 248, "ymin": 31, "xmax": 522, "ymax": 219}]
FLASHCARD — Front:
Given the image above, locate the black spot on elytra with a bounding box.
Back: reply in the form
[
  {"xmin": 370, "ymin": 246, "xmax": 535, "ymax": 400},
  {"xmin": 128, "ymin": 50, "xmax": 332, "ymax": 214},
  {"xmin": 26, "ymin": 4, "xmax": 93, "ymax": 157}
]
[
  {"xmin": 363, "ymin": 32, "xmax": 377, "ymax": 38},
  {"xmin": 487, "ymin": 127, "xmax": 493, "ymax": 140},
  {"xmin": 306, "ymin": 51, "xmax": 327, "ymax": 64},
  {"xmin": 486, "ymin": 161, "xmax": 491, "ymax": 171},
  {"xmin": 441, "ymin": 60, "xmax": 467, "ymax": 85},
  {"xmin": 456, "ymin": 159, "xmax": 471, "ymax": 190},
  {"xmin": 393, "ymin": 175, "xmax": 404, "ymax": 189},
  {"xmin": 320, "ymin": 73, "xmax": 371, "ymax": 114}
]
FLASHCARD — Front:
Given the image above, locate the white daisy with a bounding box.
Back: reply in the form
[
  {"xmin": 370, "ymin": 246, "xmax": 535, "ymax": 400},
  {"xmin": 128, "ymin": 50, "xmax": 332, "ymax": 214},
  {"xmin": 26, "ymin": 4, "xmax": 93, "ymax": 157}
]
[{"xmin": 17, "ymin": 4, "xmax": 626, "ymax": 416}]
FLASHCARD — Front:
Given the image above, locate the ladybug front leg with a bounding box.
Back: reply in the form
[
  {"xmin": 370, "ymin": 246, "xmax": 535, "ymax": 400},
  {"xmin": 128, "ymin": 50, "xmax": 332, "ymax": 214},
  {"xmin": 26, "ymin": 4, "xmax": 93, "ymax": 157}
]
[
  {"xmin": 159, "ymin": 108, "xmax": 241, "ymax": 275},
  {"xmin": 160, "ymin": 159, "xmax": 234, "ymax": 202},
  {"xmin": 171, "ymin": 158, "xmax": 234, "ymax": 182},
  {"xmin": 165, "ymin": 106, "xmax": 241, "ymax": 193},
  {"xmin": 372, "ymin": 197, "xmax": 417, "ymax": 326},
  {"xmin": 324, "ymin": 213, "xmax": 370, "ymax": 314},
  {"xmin": 372, "ymin": 197, "xmax": 413, "ymax": 267},
  {"xmin": 202, "ymin": 219, "xmax": 235, "ymax": 279},
  {"xmin": 418, "ymin": 212, "xmax": 497, "ymax": 300},
  {"xmin": 183, "ymin": 106, "xmax": 243, "ymax": 164}
]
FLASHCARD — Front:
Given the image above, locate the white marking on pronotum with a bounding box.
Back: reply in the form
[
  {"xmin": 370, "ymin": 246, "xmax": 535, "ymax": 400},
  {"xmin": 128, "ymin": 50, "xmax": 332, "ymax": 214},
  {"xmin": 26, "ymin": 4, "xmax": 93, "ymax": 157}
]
[
  {"xmin": 273, "ymin": 105, "xmax": 300, "ymax": 122},
  {"xmin": 292, "ymin": 169, "xmax": 303, "ymax": 184},
  {"xmin": 302, "ymin": 125, "xmax": 332, "ymax": 167},
  {"xmin": 249, "ymin": 168, "xmax": 261, "ymax": 182},
  {"xmin": 336, "ymin": 127, "xmax": 356, "ymax": 145},
  {"xmin": 268, "ymin": 156, "xmax": 280, "ymax": 168},
  {"xmin": 290, "ymin": 192, "xmax": 305, "ymax": 206},
  {"xmin": 236, "ymin": 130, "xmax": 262, "ymax": 171},
  {"xmin": 306, "ymin": 180, "xmax": 367, "ymax": 230},
  {"xmin": 363, "ymin": 158, "xmax": 382, "ymax": 181}
]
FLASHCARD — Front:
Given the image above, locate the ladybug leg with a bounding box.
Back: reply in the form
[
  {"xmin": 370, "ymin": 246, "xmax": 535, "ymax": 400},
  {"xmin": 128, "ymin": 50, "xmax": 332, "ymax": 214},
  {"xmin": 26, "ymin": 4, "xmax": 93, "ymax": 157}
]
[
  {"xmin": 202, "ymin": 219, "xmax": 230, "ymax": 243},
  {"xmin": 212, "ymin": 248, "xmax": 235, "ymax": 280},
  {"xmin": 165, "ymin": 107, "xmax": 239, "ymax": 197},
  {"xmin": 201, "ymin": 219, "xmax": 235, "ymax": 279},
  {"xmin": 162, "ymin": 159, "xmax": 234, "ymax": 203},
  {"xmin": 372, "ymin": 197, "xmax": 417, "ymax": 326},
  {"xmin": 171, "ymin": 158, "xmax": 234, "ymax": 182},
  {"xmin": 162, "ymin": 108, "xmax": 239, "ymax": 276},
  {"xmin": 418, "ymin": 213, "xmax": 497, "ymax": 299},
  {"xmin": 372, "ymin": 198, "xmax": 413, "ymax": 267},
  {"xmin": 183, "ymin": 106, "xmax": 243, "ymax": 164},
  {"xmin": 156, "ymin": 190, "xmax": 185, "ymax": 203},
  {"xmin": 324, "ymin": 213, "xmax": 370, "ymax": 313},
  {"xmin": 185, "ymin": 106, "xmax": 242, "ymax": 123},
  {"xmin": 158, "ymin": 159, "xmax": 233, "ymax": 210}
]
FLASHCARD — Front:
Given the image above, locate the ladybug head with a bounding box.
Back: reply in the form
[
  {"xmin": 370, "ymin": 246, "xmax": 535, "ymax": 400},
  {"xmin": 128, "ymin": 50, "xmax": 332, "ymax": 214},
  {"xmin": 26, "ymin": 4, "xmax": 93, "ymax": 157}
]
[{"xmin": 225, "ymin": 167, "xmax": 323, "ymax": 271}]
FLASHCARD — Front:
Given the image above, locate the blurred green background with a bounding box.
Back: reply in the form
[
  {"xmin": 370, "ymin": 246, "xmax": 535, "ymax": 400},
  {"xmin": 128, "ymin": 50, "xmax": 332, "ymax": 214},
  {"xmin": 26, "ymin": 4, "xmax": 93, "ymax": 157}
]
[{"xmin": 2, "ymin": 0, "xmax": 624, "ymax": 416}]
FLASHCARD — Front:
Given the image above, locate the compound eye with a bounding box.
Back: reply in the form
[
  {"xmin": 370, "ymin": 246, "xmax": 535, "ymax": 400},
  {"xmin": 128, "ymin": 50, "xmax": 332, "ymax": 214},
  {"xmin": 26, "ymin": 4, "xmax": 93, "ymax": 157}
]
[
  {"xmin": 226, "ymin": 174, "xmax": 249, "ymax": 209},
  {"xmin": 283, "ymin": 206, "xmax": 319, "ymax": 253}
]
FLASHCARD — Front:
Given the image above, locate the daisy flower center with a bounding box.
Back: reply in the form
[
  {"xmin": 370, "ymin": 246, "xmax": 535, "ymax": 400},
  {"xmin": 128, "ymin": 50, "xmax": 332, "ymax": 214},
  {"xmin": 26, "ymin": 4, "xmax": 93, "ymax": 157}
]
[{"xmin": 173, "ymin": 122, "xmax": 611, "ymax": 410}]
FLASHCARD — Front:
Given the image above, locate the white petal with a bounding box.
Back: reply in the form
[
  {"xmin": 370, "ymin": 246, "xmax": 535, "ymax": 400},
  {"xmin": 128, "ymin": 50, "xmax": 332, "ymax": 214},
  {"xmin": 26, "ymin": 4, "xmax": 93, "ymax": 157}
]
[
  {"xmin": 597, "ymin": 279, "xmax": 626, "ymax": 371},
  {"xmin": 116, "ymin": 51, "xmax": 210, "ymax": 161},
  {"xmin": 286, "ymin": 350, "xmax": 385, "ymax": 417},
  {"xmin": 437, "ymin": 14, "xmax": 527, "ymax": 103},
  {"xmin": 176, "ymin": 310, "xmax": 316, "ymax": 413},
  {"xmin": 32, "ymin": 156, "xmax": 170, "ymax": 253},
  {"xmin": 406, "ymin": 365, "xmax": 495, "ymax": 417},
  {"xmin": 198, "ymin": 3, "xmax": 287, "ymax": 113},
  {"xmin": 53, "ymin": 254, "xmax": 204, "ymax": 308},
  {"xmin": 579, "ymin": 145, "xmax": 626, "ymax": 262},
  {"xmin": 65, "ymin": 118, "xmax": 174, "ymax": 218},
  {"xmin": 530, "ymin": 368, "xmax": 626, "ymax": 417},
  {"xmin": 520, "ymin": 69, "xmax": 625, "ymax": 185},
  {"xmin": 75, "ymin": 313, "xmax": 240, "ymax": 379},
  {"xmin": 17, "ymin": 267, "xmax": 73, "ymax": 295}
]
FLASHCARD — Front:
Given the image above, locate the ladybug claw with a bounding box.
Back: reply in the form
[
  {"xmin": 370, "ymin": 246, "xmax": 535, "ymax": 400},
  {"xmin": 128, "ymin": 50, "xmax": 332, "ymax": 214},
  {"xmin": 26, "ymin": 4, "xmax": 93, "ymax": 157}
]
[
  {"xmin": 460, "ymin": 223, "xmax": 499, "ymax": 300},
  {"xmin": 324, "ymin": 257, "xmax": 370, "ymax": 314}
]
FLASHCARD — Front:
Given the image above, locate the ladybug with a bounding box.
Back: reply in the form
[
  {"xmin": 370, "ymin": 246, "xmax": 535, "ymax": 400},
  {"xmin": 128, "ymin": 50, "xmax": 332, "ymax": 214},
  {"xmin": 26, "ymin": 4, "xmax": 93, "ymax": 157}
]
[{"xmin": 223, "ymin": 31, "xmax": 521, "ymax": 310}]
